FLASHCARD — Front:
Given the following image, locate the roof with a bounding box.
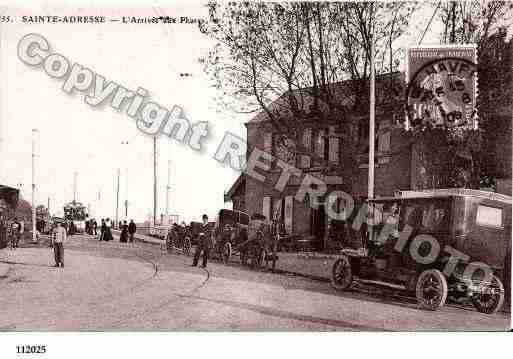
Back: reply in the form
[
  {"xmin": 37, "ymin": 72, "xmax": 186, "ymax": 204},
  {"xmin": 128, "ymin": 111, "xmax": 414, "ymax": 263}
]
[
  {"xmin": 224, "ymin": 174, "xmax": 246, "ymax": 202},
  {"xmin": 247, "ymin": 72, "xmax": 405, "ymax": 125},
  {"xmin": 369, "ymin": 188, "xmax": 512, "ymax": 205}
]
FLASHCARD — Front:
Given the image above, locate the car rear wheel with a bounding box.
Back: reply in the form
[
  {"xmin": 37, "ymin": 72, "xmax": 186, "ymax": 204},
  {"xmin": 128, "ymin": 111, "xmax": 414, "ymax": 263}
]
[
  {"xmin": 416, "ymin": 269, "xmax": 448, "ymax": 311},
  {"xmin": 471, "ymin": 274, "xmax": 505, "ymax": 314},
  {"xmin": 331, "ymin": 256, "xmax": 353, "ymax": 291}
]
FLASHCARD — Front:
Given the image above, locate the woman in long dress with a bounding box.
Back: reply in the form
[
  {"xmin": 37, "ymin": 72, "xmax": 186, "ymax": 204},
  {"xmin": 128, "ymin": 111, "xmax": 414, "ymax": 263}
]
[{"xmin": 104, "ymin": 218, "xmax": 113, "ymax": 241}]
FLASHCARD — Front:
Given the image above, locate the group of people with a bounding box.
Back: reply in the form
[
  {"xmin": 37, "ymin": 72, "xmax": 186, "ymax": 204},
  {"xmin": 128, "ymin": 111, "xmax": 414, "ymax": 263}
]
[
  {"xmin": 97, "ymin": 218, "xmax": 114, "ymax": 241},
  {"xmin": 1, "ymin": 217, "xmax": 24, "ymax": 250},
  {"xmin": 85, "ymin": 219, "xmax": 98, "ymax": 236},
  {"xmin": 119, "ymin": 220, "xmax": 137, "ymax": 243}
]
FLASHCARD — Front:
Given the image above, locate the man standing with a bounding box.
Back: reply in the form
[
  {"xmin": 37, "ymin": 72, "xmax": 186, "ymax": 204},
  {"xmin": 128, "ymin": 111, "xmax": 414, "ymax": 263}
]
[
  {"xmin": 10, "ymin": 217, "xmax": 21, "ymax": 250},
  {"xmin": 128, "ymin": 219, "xmax": 137, "ymax": 244},
  {"xmin": 192, "ymin": 214, "xmax": 212, "ymax": 268},
  {"xmin": 92, "ymin": 219, "xmax": 98, "ymax": 236},
  {"xmin": 52, "ymin": 222, "xmax": 66, "ymax": 268}
]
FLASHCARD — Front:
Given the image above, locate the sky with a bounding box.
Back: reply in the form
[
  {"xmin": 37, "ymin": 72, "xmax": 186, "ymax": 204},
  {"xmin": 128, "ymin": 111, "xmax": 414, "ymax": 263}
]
[
  {"xmin": 0, "ymin": 3, "xmax": 250, "ymax": 223},
  {"xmin": 0, "ymin": 1, "xmax": 510, "ymax": 223}
]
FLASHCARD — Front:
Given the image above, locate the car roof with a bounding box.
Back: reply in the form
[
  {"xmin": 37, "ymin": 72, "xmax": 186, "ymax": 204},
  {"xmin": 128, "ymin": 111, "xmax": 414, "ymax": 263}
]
[{"xmin": 369, "ymin": 188, "xmax": 512, "ymax": 205}]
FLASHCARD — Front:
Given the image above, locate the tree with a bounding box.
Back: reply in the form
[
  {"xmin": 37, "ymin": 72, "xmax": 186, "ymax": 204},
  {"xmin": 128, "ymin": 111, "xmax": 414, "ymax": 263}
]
[
  {"xmin": 15, "ymin": 198, "xmax": 32, "ymax": 221},
  {"xmin": 201, "ymin": 1, "xmax": 417, "ymax": 190},
  {"xmin": 410, "ymin": 1, "xmax": 512, "ymax": 190}
]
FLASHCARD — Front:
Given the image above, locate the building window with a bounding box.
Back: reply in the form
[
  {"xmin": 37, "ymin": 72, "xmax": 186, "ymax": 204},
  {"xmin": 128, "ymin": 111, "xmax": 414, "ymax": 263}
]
[{"xmin": 272, "ymin": 198, "xmax": 283, "ymax": 221}]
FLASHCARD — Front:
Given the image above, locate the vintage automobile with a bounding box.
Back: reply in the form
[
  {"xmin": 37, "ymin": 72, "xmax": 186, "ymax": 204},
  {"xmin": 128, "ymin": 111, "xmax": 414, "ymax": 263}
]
[{"xmin": 331, "ymin": 189, "xmax": 511, "ymax": 314}]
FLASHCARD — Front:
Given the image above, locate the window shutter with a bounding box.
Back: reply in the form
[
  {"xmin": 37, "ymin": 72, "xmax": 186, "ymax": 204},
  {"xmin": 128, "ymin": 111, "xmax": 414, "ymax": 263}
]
[
  {"xmin": 262, "ymin": 196, "xmax": 271, "ymax": 221},
  {"xmin": 272, "ymin": 198, "xmax": 283, "ymax": 221},
  {"xmin": 378, "ymin": 131, "xmax": 391, "ymax": 153},
  {"xmin": 263, "ymin": 132, "xmax": 273, "ymax": 152},
  {"xmin": 329, "ymin": 126, "xmax": 340, "ymax": 163},
  {"xmin": 284, "ymin": 196, "xmax": 293, "ymax": 234},
  {"xmin": 301, "ymin": 128, "xmax": 312, "ymax": 168}
]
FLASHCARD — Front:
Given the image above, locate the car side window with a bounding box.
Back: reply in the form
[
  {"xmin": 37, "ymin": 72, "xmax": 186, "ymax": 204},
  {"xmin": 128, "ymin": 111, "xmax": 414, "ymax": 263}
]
[{"xmin": 476, "ymin": 205, "xmax": 503, "ymax": 228}]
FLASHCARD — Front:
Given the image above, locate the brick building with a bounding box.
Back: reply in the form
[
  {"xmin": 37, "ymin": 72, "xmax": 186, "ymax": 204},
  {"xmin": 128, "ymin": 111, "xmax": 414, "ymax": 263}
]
[
  {"xmin": 225, "ymin": 31, "xmax": 512, "ymax": 250},
  {"xmin": 227, "ymin": 73, "xmax": 411, "ymax": 250}
]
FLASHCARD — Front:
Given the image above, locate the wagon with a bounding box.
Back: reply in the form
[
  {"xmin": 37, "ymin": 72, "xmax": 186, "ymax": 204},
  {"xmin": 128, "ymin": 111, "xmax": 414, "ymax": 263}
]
[
  {"xmin": 212, "ymin": 210, "xmax": 278, "ymax": 270},
  {"xmin": 212, "ymin": 209, "xmax": 249, "ymax": 264},
  {"xmin": 331, "ymin": 188, "xmax": 511, "ymax": 314}
]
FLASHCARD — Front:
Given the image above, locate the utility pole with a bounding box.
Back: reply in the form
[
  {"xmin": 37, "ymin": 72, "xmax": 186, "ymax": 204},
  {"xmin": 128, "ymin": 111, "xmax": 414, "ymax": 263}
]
[
  {"xmin": 47, "ymin": 197, "xmax": 50, "ymax": 216},
  {"xmin": 121, "ymin": 141, "xmax": 129, "ymax": 220},
  {"xmin": 31, "ymin": 129, "xmax": 38, "ymax": 243},
  {"xmin": 166, "ymin": 159, "xmax": 171, "ymax": 216},
  {"xmin": 73, "ymin": 171, "xmax": 77, "ymax": 203},
  {"xmin": 115, "ymin": 169, "xmax": 120, "ymax": 228},
  {"xmin": 366, "ymin": 5, "xmax": 376, "ymax": 248},
  {"xmin": 153, "ymin": 137, "xmax": 157, "ymax": 226},
  {"xmin": 368, "ymin": 18, "xmax": 376, "ymax": 200}
]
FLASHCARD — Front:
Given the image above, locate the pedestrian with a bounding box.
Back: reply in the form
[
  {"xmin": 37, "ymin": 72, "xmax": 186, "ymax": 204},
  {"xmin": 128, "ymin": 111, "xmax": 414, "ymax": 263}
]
[
  {"xmin": 128, "ymin": 219, "xmax": 137, "ymax": 244},
  {"xmin": 92, "ymin": 219, "xmax": 97, "ymax": 236},
  {"xmin": 99, "ymin": 219, "xmax": 106, "ymax": 241},
  {"xmin": 104, "ymin": 218, "xmax": 113, "ymax": 241},
  {"xmin": 52, "ymin": 221, "xmax": 66, "ymax": 268},
  {"xmin": 10, "ymin": 217, "xmax": 21, "ymax": 250},
  {"xmin": 120, "ymin": 220, "xmax": 128, "ymax": 243},
  {"xmin": 192, "ymin": 214, "xmax": 212, "ymax": 268}
]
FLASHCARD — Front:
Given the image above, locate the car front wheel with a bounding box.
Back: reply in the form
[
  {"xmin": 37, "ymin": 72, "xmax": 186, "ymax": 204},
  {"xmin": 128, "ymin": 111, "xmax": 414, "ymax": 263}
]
[
  {"xmin": 331, "ymin": 256, "xmax": 353, "ymax": 291},
  {"xmin": 416, "ymin": 269, "xmax": 448, "ymax": 311}
]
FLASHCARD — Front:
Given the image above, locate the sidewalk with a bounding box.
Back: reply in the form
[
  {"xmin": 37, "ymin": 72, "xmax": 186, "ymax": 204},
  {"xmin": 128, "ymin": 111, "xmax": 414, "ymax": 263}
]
[{"xmin": 122, "ymin": 230, "xmax": 336, "ymax": 281}]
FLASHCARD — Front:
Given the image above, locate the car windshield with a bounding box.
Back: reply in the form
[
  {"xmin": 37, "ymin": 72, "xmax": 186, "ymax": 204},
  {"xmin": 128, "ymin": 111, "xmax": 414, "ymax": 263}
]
[{"xmin": 401, "ymin": 199, "xmax": 451, "ymax": 233}]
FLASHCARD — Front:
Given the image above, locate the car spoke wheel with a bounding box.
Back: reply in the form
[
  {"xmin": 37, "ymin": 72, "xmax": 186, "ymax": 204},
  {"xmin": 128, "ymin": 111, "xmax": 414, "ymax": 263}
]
[
  {"xmin": 331, "ymin": 256, "xmax": 353, "ymax": 291},
  {"xmin": 416, "ymin": 269, "xmax": 448, "ymax": 311},
  {"xmin": 471, "ymin": 275, "xmax": 505, "ymax": 314}
]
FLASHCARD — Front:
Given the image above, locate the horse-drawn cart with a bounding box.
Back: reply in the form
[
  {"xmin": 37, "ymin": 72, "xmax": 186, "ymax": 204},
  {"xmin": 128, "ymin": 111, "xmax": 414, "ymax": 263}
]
[{"xmin": 212, "ymin": 210, "xmax": 278, "ymax": 270}]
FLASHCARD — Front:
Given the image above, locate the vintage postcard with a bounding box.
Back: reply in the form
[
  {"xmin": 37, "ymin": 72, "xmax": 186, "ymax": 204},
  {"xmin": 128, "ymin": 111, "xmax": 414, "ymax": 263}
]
[{"xmin": 0, "ymin": 1, "xmax": 511, "ymax": 348}]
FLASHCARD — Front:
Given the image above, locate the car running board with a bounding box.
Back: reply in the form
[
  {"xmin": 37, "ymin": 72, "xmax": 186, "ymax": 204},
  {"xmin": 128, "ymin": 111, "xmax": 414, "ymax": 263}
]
[{"xmin": 357, "ymin": 278, "xmax": 407, "ymax": 291}]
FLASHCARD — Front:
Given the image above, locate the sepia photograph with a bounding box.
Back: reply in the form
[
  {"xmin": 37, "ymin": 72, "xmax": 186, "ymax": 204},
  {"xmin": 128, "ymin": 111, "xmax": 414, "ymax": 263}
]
[{"xmin": 0, "ymin": 0, "xmax": 511, "ymax": 349}]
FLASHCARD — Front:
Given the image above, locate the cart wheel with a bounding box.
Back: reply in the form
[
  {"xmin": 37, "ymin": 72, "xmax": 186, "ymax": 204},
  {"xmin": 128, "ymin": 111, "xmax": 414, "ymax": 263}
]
[
  {"xmin": 184, "ymin": 237, "xmax": 192, "ymax": 256},
  {"xmin": 222, "ymin": 242, "xmax": 232, "ymax": 264},
  {"xmin": 471, "ymin": 274, "xmax": 505, "ymax": 314},
  {"xmin": 416, "ymin": 269, "xmax": 448, "ymax": 311},
  {"xmin": 331, "ymin": 256, "xmax": 353, "ymax": 291}
]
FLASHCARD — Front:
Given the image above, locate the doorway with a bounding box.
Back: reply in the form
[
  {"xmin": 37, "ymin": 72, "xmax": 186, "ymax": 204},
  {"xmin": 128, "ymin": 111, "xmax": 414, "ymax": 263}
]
[{"xmin": 311, "ymin": 204, "xmax": 326, "ymax": 250}]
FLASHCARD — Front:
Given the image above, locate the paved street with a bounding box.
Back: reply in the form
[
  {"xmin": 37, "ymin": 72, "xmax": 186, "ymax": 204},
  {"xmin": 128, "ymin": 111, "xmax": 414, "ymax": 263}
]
[{"xmin": 0, "ymin": 235, "xmax": 509, "ymax": 331}]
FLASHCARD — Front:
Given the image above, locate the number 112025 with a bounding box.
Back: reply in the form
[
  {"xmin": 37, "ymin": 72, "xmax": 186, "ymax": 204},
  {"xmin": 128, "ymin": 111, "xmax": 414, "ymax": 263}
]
[{"xmin": 16, "ymin": 345, "xmax": 46, "ymax": 354}]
